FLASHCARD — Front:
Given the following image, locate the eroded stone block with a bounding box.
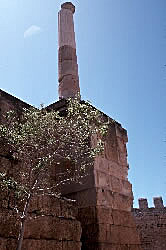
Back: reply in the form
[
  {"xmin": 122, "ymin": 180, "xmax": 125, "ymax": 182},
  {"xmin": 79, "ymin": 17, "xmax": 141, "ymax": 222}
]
[
  {"xmin": 58, "ymin": 75, "xmax": 80, "ymax": 99},
  {"xmin": 58, "ymin": 60, "xmax": 78, "ymax": 81}
]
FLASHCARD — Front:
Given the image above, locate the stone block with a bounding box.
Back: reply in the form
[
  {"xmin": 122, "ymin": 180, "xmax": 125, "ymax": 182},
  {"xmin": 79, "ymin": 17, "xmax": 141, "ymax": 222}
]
[
  {"xmin": 0, "ymin": 90, "xmax": 31, "ymax": 121},
  {"xmin": 24, "ymin": 216, "xmax": 81, "ymax": 241},
  {"xmin": 96, "ymin": 188, "xmax": 132, "ymax": 211},
  {"xmin": 117, "ymin": 137, "xmax": 127, "ymax": 154},
  {"xmin": 81, "ymin": 242, "xmax": 140, "ymax": 250},
  {"xmin": 58, "ymin": 45, "xmax": 77, "ymax": 62},
  {"xmin": 95, "ymin": 157, "xmax": 127, "ymax": 183},
  {"xmin": 94, "ymin": 170, "xmax": 110, "ymax": 188},
  {"xmin": 115, "ymin": 124, "xmax": 128, "ymax": 143},
  {"xmin": 0, "ymin": 211, "xmax": 81, "ymax": 242},
  {"xmin": 22, "ymin": 239, "xmax": 63, "ymax": 250},
  {"xmin": 94, "ymin": 156, "xmax": 109, "ymax": 173},
  {"xmin": 103, "ymin": 124, "xmax": 119, "ymax": 163},
  {"xmin": 109, "ymin": 175, "xmax": 121, "ymax": 192},
  {"xmin": 81, "ymin": 223, "xmax": 99, "ymax": 242},
  {"xmin": 0, "ymin": 238, "xmax": 17, "ymax": 250},
  {"xmin": 0, "ymin": 239, "xmax": 81, "ymax": 250},
  {"xmin": 112, "ymin": 209, "xmax": 136, "ymax": 227},
  {"xmin": 83, "ymin": 223, "xmax": 112, "ymax": 243},
  {"xmin": 107, "ymin": 225, "xmax": 140, "ymax": 244},
  {"xmin": 0, "ymin": 212, "xmax": 19, "ymax": 238},
  {"xmin": 58, "ymin": 75, "xmax": 80, "ymax": 99},
  {"xmin": 78, "ymin": 206, "xmax": 97, "ymax": 225},
  {"xmin": 118, "ymin": 151, "xmax": 128, "ymax": 166},
  {"xmin": 97, "ymin": 243, "xmax": 121, "ymax": 250},
  {"xmin": 81, "ymin": 241, "xmax": 100, "ymax": 250},
  {"xmin": 82, "ymin": 223, "xmax": 140, "ymax": 245},
  {"xmin": 109, "ymin": 175, "xmax": 132, "ymax": 196},
  {"xmin": 61, "ymin": 170, "xmax": 95, "ymax": 195},
  {"xmin": 96, "ymin": 206, "xmax": 113, "ymax": 225},
  {"xmin": 65, "ymin": 188, "xmax": 97, "ymax": 208},
  {"xmin": 0, "ymin": 100, "xmax": 15, "ymax": 116},
  {"xmin": 29, "ymin": 195, "xmax": 61, "ymax": 216},
  {"xmin": 59, "ymin": 199, "xmax": 78, "ymax": 219},
  {"xmin": 107, "ymin": 162, "xmax": 128, "ymax": 180},
  {"xmin": 62, "ymin": 241, "xmax": 81, "ymax": 250},
  {"xmin": 129, "ymin": 246, "xmax": 143, "ymax": 250},
  {"xmin": 0, "ymin": 238, "xmax": 7, "ymax": 250},
  {"xmin": 104, "ymin": 140, "xmax": 119, "ymax": 163},
  {"xmin": 121, "ymin": 179, "xmax": 132, "ymax": 196},
  {"xmin": 29, "ymin": 195, "xmax": 78, "ymax": 219},
  {"xmin": 58, "ymin": 60, "xmax": 78, "ymax": 81}
]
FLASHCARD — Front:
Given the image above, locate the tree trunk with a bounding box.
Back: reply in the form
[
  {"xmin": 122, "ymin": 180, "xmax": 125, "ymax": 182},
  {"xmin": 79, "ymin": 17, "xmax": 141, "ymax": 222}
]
[{"xmin": 16, "ymin": 193, "xmax": 31, "ymax": 250}]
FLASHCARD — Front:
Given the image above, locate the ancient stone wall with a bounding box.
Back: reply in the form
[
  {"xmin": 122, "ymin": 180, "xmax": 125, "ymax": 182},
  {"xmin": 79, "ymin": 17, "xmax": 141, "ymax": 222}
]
[
  {"xmin": 0, "ymin": 90, "xmax": 143, "ymax": 250},
  {"xmin": 51, "ymin": 103, "xmax": 142, "ymax": 250},
  {"xmin": 0, "ymin": 91, "xmax": 82, "ymax": 250},
  {"xmin": 0, "ymin": 194, "xmax": 82, "ymax": 250},
  {"xmin": 133, "ymin": 197, "xmax": 166, "ymax": 250},
  {"xmin": 0, "ymin": 89, "xmax": 31, "ymax": 119},
  {"xmin": 79, "ymin": 122, "xmax": 141, "ymax": 250}
]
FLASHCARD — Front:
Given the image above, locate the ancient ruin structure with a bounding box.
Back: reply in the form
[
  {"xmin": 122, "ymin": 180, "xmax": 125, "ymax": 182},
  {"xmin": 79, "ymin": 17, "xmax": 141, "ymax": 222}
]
[
  {"xmin": 0, "ymin": 2, "xmax": 165, "ymax": 250},
  {"xmin": 46, "ymin": 101, "xmax": 142, "ymax": 250},
  {"xmin": 0, "ymin": 89, "xmax": 82, "ymax": 250},
  {"xmin": 133, "ymin": 197, "xmax": 166, "ymax": 250},
  {"xmin": 56, "ymin": 4, "xmax": 141, "ymax": 248}
]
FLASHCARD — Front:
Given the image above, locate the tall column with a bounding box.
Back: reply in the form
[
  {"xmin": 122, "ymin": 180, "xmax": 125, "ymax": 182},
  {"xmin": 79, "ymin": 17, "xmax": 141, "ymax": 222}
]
[{"xmin": 58, "ymin": 2, "xmax": 80, "ymax": 99}]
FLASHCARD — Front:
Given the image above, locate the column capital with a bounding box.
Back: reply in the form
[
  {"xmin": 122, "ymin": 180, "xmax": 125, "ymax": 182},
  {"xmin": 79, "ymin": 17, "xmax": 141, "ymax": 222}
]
[{"xmin": 61, "ymin": 2, "xmax": 75, "ymax": 14}]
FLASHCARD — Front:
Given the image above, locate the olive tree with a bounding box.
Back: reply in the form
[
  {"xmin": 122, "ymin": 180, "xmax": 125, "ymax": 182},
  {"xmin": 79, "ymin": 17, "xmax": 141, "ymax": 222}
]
[{"xmin": 0, "ymin": 97, "xmax": 109, "ymax": 250}]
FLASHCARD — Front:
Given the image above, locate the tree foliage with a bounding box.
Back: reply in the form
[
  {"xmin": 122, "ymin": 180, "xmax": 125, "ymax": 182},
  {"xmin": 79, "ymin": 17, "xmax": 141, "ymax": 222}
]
[{"xmin": 0, "ymin": 97, "xmax": 110, "ymax": 250}]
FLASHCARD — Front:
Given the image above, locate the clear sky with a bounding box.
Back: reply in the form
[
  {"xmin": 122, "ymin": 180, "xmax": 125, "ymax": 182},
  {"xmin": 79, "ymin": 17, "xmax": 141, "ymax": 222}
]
[{"xmin": 0, "ymin": 0, "xmax": 166, "ymax": 207}]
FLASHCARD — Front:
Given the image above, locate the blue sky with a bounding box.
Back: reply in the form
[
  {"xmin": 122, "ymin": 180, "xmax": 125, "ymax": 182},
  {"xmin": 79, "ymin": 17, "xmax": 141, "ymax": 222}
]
[{"xmin": 0, "ymin": 0, "xmax": 166, "ymax": 207}]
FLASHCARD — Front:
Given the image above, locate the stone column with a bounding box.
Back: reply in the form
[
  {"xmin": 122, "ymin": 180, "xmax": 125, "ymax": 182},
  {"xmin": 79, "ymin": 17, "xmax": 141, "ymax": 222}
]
[{"xmin": 58, "ymin": 2, "xmax": 80, "ymax": 99}]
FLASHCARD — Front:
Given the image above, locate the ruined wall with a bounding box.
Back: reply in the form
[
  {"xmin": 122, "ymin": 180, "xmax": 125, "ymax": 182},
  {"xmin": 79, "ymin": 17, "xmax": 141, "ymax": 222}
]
[
  {"xmin": 0, "ymin": 89, "xmax": 31, "ymax": 120},
  {"xmin": 0, "ymin": 90, "xmax": 143, "ymax": 250},
  {"xmin": 0, "ymin": 194, "xmax": 82, "ymax": 250},
  {"xmin": 78, "ymin": 122, "xmax": 141, "ymax": 250},
  {"xmin": 49, "ymin": 101, "xmax": 142, "ymax": 250},
  {"xmin": 0, "ymin": 89, "xmax": 32, "ymax": 169},
  {"xmin": 133, "ymin": 197, "xmax": 166, "ymax": 250},
  {"xmin": 0, "ymin": 90, "xmax": 82, "ymax": 250}
]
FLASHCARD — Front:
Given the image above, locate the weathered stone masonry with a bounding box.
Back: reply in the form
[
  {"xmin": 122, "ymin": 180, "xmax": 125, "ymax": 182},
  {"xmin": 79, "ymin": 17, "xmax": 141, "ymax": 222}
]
[
  {"xmin": 1, "ymin": 2, "xmax": 164, "ymax": 250},
  {"xmin": 0, "ymin": 92, "xmax": 142, "ymax": 250},
  {"xmin": 133, "ymin": 197, "xmax": 166, "ymax": 250},
  {"xmin": 0, "ymin": 2, "xmax": 143, "ymax": 249},
  {"xmin": 0, "ymin": 195, "xmax": 82, "ymax": 250},
  {"xmin": 60, "ymin": 112, "xmax": 142, "ymax": 250},
  {"xmin": 0, "ymin": 89, "xmax": 82, "ymax": 250},
  {"xmin": 56, "ymin": 3, "xmax": 142, "ymax": 248},
  {"xmin": 58, "ymin": 2, "xmax": 80, "ymax": 99}
]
